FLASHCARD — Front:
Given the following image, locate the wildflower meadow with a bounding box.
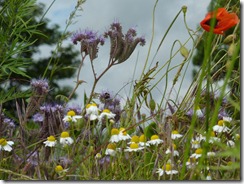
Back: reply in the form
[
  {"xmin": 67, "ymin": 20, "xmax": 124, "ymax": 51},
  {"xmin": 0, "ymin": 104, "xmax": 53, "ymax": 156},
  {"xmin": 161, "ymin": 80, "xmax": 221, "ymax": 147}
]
[{"xmin": 0, "ymin": 0, "xmax": 241, "ymax": 181}]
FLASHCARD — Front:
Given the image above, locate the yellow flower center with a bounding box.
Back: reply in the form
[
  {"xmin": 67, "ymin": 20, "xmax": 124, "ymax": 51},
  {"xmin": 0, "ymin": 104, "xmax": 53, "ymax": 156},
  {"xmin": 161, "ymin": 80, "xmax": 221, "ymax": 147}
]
[
  {"xmin": 173, "ymin": 143, "xmax": 177, "ymax": 149},
  {"xmin": 86, "ymin": 103, "xmax": 97, "ymax": 109},
  {"xmin": 103, "ymin": 109, "xmax": 111, "ymax": 113},
  {"xmin": 131, "ymin": 135, "xmax": 139, "ymax": 143},
  {"xmin": 55, "ymin": 165, "xmax": 64, "ymax": 172},
  {"xmin": 151, "ymin": 135, "xmax": 159, "ymax": 140},
  {"xmin": 139, "ymin": 134, "xmax": 146, "ymax": 142},
  {"xmin": 47, "ymin": 136, "xmax": 56, "ymax": 142},
  {"xmin": 111, "ymin": 128, "xmax": 119, "ymax": 135},
  {"xmin": 107, "ymin": 143, "xmax": 116, "ymax": 150},
  {"xmin": 192, "ymin": 140, "xmax": 199, "ymax": 145},
  {"xmin": 165, "ymin": 164, "xmax": 172, "ymax": 171},
  {"xmin": 119, "ymin": 128, "xmax": 127, "ymax": 135},
  {"xmin": 60, "ymin": 131, "xmax": 70, "ymax": 138},
  {"xmin": 130, "ymin": 143, "xmax": 139, "ymax": 149},
  {"xmin": 0, "ymin": 138, "xmax": 7, "ymax": 146},
  {"xmin": 211, "ymin": 131, "xmax": 216, "ymax": 137},
  {"xmin": 67, "ymin": 110, "xmax": 76, "ymax": 116},
  {"xmin": 172, "ymin": 130, "xmax": 179, "ymax": 135},
  {"xmin": 217, "ymin": 120, "xmax": 224, "ymax": 126},
  {"xmin": 195, "ymin": 148, "xmax": 203, "ymax": 154}
]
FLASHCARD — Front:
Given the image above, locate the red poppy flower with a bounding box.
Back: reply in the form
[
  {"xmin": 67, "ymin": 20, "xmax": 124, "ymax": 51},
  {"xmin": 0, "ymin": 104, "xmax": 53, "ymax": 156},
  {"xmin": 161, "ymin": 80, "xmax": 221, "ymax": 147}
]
[{"xmin": 200, "ymin": 8, "xmax": 239, "ymax": 35}]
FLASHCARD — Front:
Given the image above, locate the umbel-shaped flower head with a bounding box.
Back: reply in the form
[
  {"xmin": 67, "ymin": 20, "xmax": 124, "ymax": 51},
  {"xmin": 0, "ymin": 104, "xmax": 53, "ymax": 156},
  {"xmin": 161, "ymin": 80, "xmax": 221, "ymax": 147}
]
[{"xmin": 104, "ymin": 20, "xmax": 145, "ymax": 63}]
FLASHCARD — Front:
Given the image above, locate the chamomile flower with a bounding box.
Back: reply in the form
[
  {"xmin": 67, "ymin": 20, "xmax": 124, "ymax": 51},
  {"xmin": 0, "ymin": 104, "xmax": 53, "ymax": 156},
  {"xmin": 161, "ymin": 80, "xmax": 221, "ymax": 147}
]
[
  {"xmin": 213, "ymin": 120, "xmax": 230, "ymax": 133},
  {"xmin": 128, "ymin": 135, "xmax": 139, "ymax": 145},
  {"xmin": 0, "ymin": 138, "xmax": 14, "ymax": 152},
  {"xmin": 118, "ymin": 128, "xmax": 131, "ymax": 141},
  {"xmin": 63, "ymin": 110, "xmax": 82, "ymax": 123},
  {"xmin": 147, "ymin": 135, "xmax": 164, "ymax": 146},
  {"xmin": 209, "ymin": 131, "xmax": 221, "ymax": 143},
  {"xmin": 186, "ymin": 158, "xmax": 198, "ymax": 169},
  {"xmin": 86, "ymin": 103, "xmax": 99, "ymax": 121},
  {"xmin": 165, "ymin": 144, "xmax": 179, "ymax": 156},
  {"xmin": 191, "ymin": 134, "xmax": 205, "ymax": 149},
  {"xmin": 156, "ymin": 163, "xmax": 178, "ymax": 176},
  {"xmin": 171, "ymin": 130, "xmax": 183, "ymax": 140},
  {"xmin": 138, "ymin": 134, "xmax": 150, "ymax": 147},
  {"xmin": 190, "ymin": 148, "xmax": 203, "ymax": 159},
  {"xmin": 109, "ymin": 128, "xmax": 120, "ymax": 143},
  {"xmin": 223, "ymin": 116, "xmax": 232, "ymax": 123},
  {"xmin": 55, "ymin": 165, "xmax": 68, "ymax": 175},
  {"xmin": 60, "ymin": 132, "xmax": 74, "ymax": 146},
  {"xmin": 99, "ymin": 109, "xmax": 116, "ymax": 121},
  {"xmin": 124, "ymin": 143, "xmax": 144, "ymax": 152},
  {"xmin": 43, "ymin": 135, "xmax": 57, "ymax": 147},
  {"xmin": 206, "ymin": 172, "xmax": 212, "ymax": 180},
  {"xmin": 207, "ymin": 152, "xmax": 216, "ymax": 157},
  {"xmin": 105, "ymin": 143, "xmax": 117, "ymax": 156}
]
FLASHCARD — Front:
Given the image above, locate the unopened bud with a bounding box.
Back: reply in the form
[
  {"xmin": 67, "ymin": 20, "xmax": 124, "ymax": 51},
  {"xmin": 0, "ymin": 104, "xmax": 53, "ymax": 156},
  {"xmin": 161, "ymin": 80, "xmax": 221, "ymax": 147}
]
[
  {"xmin": 227, "ymin": 43, "xmax": 236, "ymax": 57},
  {"xmin": 149, "ymin": 99, "xmax": 156, "ymax": 111},
  {"xmin": 182, "ymin": 6, "xmax": 187, "ymax": 14},
  {"xmin": 180, "ymin": 45, "xmax": 189, "ymax": 59},
  {"xmin": 223, "ymin": 34, "xmax": 236, "ymax": 45}
]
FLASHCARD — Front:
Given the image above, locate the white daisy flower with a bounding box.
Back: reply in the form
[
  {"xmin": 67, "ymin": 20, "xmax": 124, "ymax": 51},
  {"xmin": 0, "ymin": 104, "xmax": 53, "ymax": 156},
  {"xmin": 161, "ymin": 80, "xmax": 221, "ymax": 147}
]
[
  {"xmin": 109, "ymin": 128, "xmax": 120, "ymax": 143},
  {"xmin": 127, "ymin": 135, "xmax": 139, "ymax": 145},
  {"xmin": 209, "ymin": 131, "xmax": 221, "ymax": 143},
  {"xmin": 43, "ymin": 135, "xmax": 57, "ymax": 147},
  {"xmin": 165, "ymin": 144, "xmax": 179, "ymax": 156},
  {"xmin": 118, "ymin": 128, "xmax": 131, "ymax": 141},
  {"xmin": 60, "ymin": 132, "xmax": 74, "ymax": 146},
  {"xmin": 124, "ymin": 143, "xmax": 144, "ymax": 152},
  {"xmin": 86, "ymin": 103, "xmax": 99, "ymax": 121},
  {"xmin": 213, "ymin": 120, "xmax": 230, "ymax": 133},
  {"xmin": 105, "ymin": 143, "xmax": 117, "ymax": 156},
  {"xmin": 223, "ymin": 116, "xmax": 232, "ymax": 123},
  {"xmin": 227, "ymin": 140, "xmax": 235, "ymax": 147},
  {"xmin": 171, "ymin": 130, "xmax": 183, "ymax": 140},
  {"xmin": 186, "ymin": 158, "xmax": 198, "ymax": 169},
  {"xmin": 156, "ymin": 163, "xmax": 178, "ymax": 176},
  {"xmin": 99, "ymin": 109, "xmax": 116, "ymax": 121},
  {"xmin": 190, "ymin": 148, "xmax": 203, "ymax": 159},
  {"xmin": 147, "ymin": 135, "xmax": 163, "ymax": 145},
  {"xmin": 0, "ymin": 138, "xmax": 14, "ymax": 152},
  {"xmin": 63, "ymin": 110, "xmax": 82, "ymax": 123},
  {"xmin": 196, "ymin": 108, "xmax": 204, "ymax": 118},
  {"xmin": 207, "ymin": 151, "xmax": 216, "ymax": 157},
  {"xmin": 206, "ymin": 173, "xmax": 212, "ymax": 180},
  {"xmin": 138, "ymin": 134, "xmax": 150, "ymax": 147}
]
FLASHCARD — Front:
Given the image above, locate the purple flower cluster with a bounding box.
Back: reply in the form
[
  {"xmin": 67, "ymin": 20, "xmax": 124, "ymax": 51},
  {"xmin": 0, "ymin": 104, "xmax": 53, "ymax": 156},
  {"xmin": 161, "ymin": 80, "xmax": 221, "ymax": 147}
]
[
  {"xmin": 71, "ymin": 29, "xmax": 105, "ymax": 60},
  {"xmin": 30, "ymin": 78, "xmax": 49, "ymax": 95},
  {"xmin": 104, "ymin": 20, "xmax": 145, "ymax": 63},
  {"xmin": 0, "ymin": 113, "xmax": 15, "ymax": 137}
]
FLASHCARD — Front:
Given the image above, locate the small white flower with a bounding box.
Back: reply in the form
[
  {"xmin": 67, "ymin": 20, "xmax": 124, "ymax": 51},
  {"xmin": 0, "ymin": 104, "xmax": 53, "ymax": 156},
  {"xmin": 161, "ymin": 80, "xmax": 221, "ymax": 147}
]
[
  {"xmin": 138, "ymin": 134, "xmax": 150, "ymax": 147},
  {"xmin": 213, "ymin": 120, "xmax": 230, "ymax": 133},
  {"xmin": 227, "ymin": 140, "xmax": 235, "ymax": 147},
  {"xmin": 156, "ymin": 163, "xmax": 178, "ymax": 176},
  {"xmin": 86, "ymin": 103, "xmax": 99, "ymax": 121},
  {"xmin": 43, "ymin": 135, "xmax": 57, "ymax": 147},
  {"xmin": 147, "ymin": 135, "xmax": 163, "ymax": 146},
  {"xmin": 190, "ymin": 148, "xmax": 203, "ymax": 159},
  {"xmin": 223, "ymin": 116, "xmax": 232, "ymax": 122},
  {"xmin": 186, "ymin": 158, "xmax": 198, "ymax": 169},
  {"xmin": 196, "ymin": 108, "xmax": 204, "ymax": 118},
  {"xmin": 124, "ymin": 143, "xmax": 144, "ymax": 152},
  {"xmin": 63, "ymin": 110, "xmax": 82, "ymax": 123},
  {"xmin": 109, "ymin": 128, "xmax": 120, "ymax": 143},
  {"xmin": 60, "ymin": 132, "xmax": 74, "ymax": 146},
  {"xmin": 0, "ymin": 138, "xmax": 14, "ymax": 152},
  {"xmin": 99, "ymin": 109, "xmax": 116, "ymax": 121},
  {"xmin": 207, "ymin": 151, "xmax": 216, "ymax": 157},
  {"xmin": 118, "ymin": 128, "xmax": 131, "ymax": 141},
  {"xmin": 206, "ymin": 174, "xmax": 212, "ymax": 180},
  {"xmin": 165, "ymin": 144, "xmax": 179, "ymax": 156},
  {"xmin": 171, "ymin": 130, "xmax": 183, "ymax": 140},
  {"xmin": 105, "ymin": 143, "xmax": 117, "ymax": 156}
]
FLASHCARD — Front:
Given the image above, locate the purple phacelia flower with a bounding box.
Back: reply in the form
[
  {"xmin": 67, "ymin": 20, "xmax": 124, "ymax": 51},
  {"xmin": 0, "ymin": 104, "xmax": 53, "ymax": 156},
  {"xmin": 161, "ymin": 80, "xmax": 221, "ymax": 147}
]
[
  {"xmin": 30, "ymin": 78, "xmax": 49, "ymax": 95},
  {"xmin": 40, "ymin": 103, "xmax": 64, "ymax": 114},
  {"xmin": 32, "ymin": 113, "xmax": 44, "ymax": 123},
  {"xmin": 71, "ymin": 29, "xmax": 105, "ymax": 61}
]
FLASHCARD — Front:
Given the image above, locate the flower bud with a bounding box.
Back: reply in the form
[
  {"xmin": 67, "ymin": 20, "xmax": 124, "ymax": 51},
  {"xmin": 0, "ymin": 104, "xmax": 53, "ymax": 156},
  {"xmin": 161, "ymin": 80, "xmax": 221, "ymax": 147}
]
[
  {"xmin": 180, "ymin": 45, "xmax": 189, "ymax": 59},
  {"xmin": 149, "ymin": 99, "xmax": 156, "ymax": 111},
  {"xmin": 182, "ymin": 6, "xmax": 187, "ymax": 14},
  {"xmin": 223, "ymin": 34, "xmax": 236, "ymax": 45},
  {"xmin": 227, "ymin": 43, "xmax": 236, "ymax": 57}
]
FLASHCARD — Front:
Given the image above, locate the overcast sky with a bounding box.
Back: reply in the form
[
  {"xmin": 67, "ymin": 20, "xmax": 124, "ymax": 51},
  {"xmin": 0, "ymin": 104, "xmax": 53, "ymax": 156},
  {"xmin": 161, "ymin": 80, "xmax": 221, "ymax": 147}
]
[{"xmin": 36, "ymin": 0, "xmax": 212, "ymax": 108}]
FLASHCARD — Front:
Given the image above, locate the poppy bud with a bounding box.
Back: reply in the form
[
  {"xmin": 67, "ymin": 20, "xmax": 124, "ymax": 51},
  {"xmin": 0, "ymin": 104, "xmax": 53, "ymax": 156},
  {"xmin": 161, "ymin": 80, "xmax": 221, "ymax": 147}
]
[
  {"xmin": 223, "ymin": 34, "xmax": 236, "ymax": 45},
  {"xmin": 182, "ymin": 6, "xmax": 187, "ymax": 14},
  {"xmin": 149, "ymin": 99, "xmax": 156, "ymax": 111},
  {"xmin": 227, "ymin": 43, "xmax": 236, "ymax": 57},
  {"xmin": 180, "ymin": 45, "xmax": 189, "ymax": 59}
]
